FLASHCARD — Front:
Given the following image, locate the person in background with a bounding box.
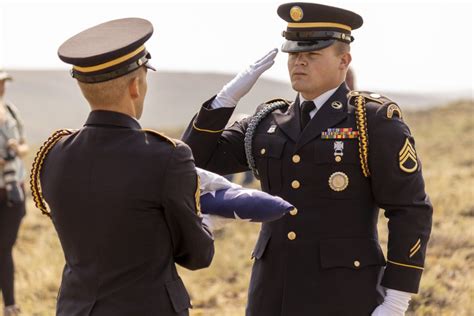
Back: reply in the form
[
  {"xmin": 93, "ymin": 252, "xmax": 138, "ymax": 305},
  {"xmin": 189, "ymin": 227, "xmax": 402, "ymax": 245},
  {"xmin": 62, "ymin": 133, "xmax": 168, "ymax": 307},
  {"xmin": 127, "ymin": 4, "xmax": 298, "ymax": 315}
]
[
  {"xmin": 346, "ymin": 66, "xmax": 356, "ymax": 90},
  {"xmin": 0, "ymin": 69, "xmax": 28, "ymax": 316}
]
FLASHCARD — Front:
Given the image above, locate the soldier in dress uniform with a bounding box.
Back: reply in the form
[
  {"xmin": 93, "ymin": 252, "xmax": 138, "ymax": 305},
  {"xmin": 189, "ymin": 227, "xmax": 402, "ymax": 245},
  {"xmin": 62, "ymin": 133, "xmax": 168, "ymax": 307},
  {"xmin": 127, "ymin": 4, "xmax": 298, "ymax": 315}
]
[
  {"xmin": 30, "ymin": 18, "xmax": 214, "ymax": 316},
  {"xmin": 182, "ymin": 3, "xmax": 432, "ymax": 315}
]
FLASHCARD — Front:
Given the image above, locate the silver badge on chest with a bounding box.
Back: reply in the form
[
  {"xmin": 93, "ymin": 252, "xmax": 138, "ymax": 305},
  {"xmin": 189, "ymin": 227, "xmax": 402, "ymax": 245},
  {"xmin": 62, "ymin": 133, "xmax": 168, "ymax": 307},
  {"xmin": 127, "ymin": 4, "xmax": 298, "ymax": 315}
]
[
  {"xmin": 334, "ymin": 141, "xmax": 344, "ymax": 162},
  {"xmin": 267, "ymin": 125, "xmax": 277, "ymax": 134}
]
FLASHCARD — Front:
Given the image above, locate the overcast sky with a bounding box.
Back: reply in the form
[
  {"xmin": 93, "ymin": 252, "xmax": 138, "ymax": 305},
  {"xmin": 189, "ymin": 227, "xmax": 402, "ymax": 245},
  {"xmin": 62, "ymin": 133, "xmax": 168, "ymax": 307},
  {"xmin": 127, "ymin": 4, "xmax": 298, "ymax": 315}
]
[{"xmin": 0, "ymin": 0, "xmax": 472, "ymax": 94}]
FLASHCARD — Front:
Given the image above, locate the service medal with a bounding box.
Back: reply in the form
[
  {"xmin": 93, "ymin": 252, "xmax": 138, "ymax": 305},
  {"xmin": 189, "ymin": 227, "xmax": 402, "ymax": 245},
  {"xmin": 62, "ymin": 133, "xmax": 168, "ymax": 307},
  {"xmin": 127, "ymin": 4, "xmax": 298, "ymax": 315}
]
[{"xmin": 328, "ymin": 172, "xmax": 349, "ymax": 191}]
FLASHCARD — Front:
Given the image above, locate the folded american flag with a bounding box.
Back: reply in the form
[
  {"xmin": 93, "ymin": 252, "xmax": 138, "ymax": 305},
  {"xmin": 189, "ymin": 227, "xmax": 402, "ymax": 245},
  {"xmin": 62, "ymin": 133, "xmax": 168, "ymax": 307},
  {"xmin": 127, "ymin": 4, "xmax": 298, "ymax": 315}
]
[{"xmin": 200, "ymin": 187, "xmax": 294, "ymax": 222}]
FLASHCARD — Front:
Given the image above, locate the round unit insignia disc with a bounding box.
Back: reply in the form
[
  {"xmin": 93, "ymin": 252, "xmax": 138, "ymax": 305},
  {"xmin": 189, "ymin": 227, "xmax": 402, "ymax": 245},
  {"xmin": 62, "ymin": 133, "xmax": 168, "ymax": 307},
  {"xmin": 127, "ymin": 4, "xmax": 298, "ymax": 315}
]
[
  {"xmin": 331, "ymin": 101, "xmax": 343, "ymax": 109},
  {"xmin": 328, "ymin": 172, "xmax": 349, "ymax": 191},
  {"xmin": 290, "ymin": 6, "xmax": 304, "ymax": 22}
]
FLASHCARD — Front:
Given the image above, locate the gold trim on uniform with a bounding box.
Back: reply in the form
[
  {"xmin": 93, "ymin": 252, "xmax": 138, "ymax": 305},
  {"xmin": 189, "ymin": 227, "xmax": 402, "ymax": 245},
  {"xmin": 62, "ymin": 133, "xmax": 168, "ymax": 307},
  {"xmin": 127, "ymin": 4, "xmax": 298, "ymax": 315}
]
[
  {"xmin": 387, "ymin": 260, "xmax": 424, "ymax": 271},
  {"xmin": 287, "ymin": 22, "xmax": 352, "ymax": 31},
  {"xmin": 399, "ymin": 138, "xmax": 418, "ymax": 173},
  {"xmin": 30, "ymin": 129, "xmax": 74, "ymax": 218},
  {"xmin": 192, "ymin": 121, "xmax": 224, "ymax": 133},
  {"xmin": 195, "ymin": 175, "xmax": 202, "ymax": 216},
  {"xmin": 409, "ymin": 239, "xmax": 422, "ymax": 258},
  {"xmin": 355, "ymin": 95, "xmax": 370, "ymax": 177},
  {"xmin": 289, "ymin": 6, "xmax": 304, "ymax": 22},
  {"xmin": 387, "ymin": 103, "xmax": 403, "ymax": 119},
  {"xmin": 73, "ymin": 45, "xmax": 145, "ymax": 73},
  {"xmin": 328, "ymin": 172, "xmax": 349, "ymax": 191}
]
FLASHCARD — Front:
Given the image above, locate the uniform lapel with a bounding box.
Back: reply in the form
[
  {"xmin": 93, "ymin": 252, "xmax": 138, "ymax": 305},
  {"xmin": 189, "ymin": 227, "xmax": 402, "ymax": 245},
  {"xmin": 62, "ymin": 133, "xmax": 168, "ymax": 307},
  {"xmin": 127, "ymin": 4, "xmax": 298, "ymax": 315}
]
[
  {"xmin": 272, "ymin": 95, "xmax": 301, "ymax": 143},
  {"xmin": 295, "ymin": 84, "xmax": 349, "ymax": 151}
]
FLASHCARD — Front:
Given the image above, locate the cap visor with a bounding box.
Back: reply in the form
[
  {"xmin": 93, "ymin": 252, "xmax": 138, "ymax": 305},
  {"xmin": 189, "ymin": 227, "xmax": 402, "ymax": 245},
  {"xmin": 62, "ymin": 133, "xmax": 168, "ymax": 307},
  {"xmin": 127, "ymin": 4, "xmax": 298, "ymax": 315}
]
[
  {"xmin": 145, "ymin": 62, "xmax": 156, "ymax": 71},
  {"xmin": 281, "ymin": 39, "xmax": 336, "ymax": 53}
]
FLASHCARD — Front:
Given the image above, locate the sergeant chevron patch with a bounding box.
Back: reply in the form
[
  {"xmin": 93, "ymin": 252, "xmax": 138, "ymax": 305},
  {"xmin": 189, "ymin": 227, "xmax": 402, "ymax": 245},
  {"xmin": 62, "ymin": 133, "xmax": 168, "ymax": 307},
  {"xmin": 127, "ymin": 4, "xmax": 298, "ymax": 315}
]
[{"xmin": 399, "ymin": 138, "xmax": 418, "ymax": 173}]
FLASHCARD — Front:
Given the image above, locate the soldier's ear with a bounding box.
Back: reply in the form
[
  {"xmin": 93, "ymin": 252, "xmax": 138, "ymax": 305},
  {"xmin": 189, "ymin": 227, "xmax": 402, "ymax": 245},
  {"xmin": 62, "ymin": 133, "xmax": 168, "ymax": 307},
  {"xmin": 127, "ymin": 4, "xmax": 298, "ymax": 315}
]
[
  {"xmin": 128, "ymin": 76, "xmax": 140, "ymax": 99},
  {"xmin": 339, "ymin": 52, "xmax": 352, "ymax": 70}
]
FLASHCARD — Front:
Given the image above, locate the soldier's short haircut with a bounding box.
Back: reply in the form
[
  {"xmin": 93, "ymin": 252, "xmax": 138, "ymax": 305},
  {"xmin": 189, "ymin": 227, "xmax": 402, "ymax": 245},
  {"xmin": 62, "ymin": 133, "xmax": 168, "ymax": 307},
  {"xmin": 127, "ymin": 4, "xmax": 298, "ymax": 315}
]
[
  {"xmin": 333, "ymin": 41, "xmax": 351, "ymax": 55},
  {"xmin": 77, "ymin": 68, "xmax": 141, "ymax": 106}
]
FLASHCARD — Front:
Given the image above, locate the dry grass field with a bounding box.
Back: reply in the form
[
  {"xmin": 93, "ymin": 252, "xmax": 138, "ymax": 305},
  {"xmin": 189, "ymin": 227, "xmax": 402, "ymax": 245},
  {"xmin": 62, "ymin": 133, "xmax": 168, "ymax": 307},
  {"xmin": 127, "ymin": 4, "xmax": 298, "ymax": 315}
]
[{"xmin": 4, "ymin": 100, "xmax": 473, "ymax": 315}]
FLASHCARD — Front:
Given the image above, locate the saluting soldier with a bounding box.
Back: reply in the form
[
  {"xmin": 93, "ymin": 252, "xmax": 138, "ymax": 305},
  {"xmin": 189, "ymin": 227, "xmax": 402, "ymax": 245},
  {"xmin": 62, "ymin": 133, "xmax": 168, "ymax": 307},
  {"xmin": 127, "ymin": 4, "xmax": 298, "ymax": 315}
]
[
  {"xmin": 30, "ymin": 18, "xmax": 214, "ymax": 316},
  {"xmin": 182, "ymin": 3, "xmax": 432, "ymax": 315}
]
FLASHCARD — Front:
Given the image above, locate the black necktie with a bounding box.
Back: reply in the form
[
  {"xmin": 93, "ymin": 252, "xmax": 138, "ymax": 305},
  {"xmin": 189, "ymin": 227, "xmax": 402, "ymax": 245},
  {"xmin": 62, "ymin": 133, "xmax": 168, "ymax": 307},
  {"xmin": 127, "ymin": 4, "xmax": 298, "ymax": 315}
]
[{"xmin": 300, "ymin": 101, "xmax": 316, "ymax": 130}]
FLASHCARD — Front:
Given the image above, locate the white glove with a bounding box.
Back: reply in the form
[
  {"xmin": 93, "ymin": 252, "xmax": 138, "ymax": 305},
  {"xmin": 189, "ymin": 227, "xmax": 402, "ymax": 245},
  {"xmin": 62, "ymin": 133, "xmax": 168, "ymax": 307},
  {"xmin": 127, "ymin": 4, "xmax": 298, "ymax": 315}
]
[
  {"xmin": 371, "ymin": 289, "xmax": 412, "ymax": 316},
  {"xmin": 212, "ymin": 48, "xmax": 278, "ymax": 109},
  {"xmin": 196, "ymin": 167, "xmax": 241, "ymax": 195},
  {"xmin": 201, "ymin": 214, "xmax": 233, "ymax": 232}
]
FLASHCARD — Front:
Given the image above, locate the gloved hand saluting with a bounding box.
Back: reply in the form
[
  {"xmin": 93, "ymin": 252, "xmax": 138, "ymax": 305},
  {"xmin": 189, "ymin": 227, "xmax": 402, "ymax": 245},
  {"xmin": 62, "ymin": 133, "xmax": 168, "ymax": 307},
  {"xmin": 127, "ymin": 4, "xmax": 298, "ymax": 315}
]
[{"xmin": 212, "ymin": 48, "xmax": 278, "ymax": 109}]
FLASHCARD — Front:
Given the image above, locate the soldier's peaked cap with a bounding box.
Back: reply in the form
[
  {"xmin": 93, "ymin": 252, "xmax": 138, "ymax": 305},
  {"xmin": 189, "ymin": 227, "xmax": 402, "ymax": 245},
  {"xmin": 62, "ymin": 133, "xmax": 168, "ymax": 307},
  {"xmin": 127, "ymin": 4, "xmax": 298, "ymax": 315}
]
[
  {"xmin": 58, "ymin": 18, "xmax": 155, "ymax": 83},
  {"xmin": 278, "ymin": 2, "xmax": 363, "ymax": 53}
]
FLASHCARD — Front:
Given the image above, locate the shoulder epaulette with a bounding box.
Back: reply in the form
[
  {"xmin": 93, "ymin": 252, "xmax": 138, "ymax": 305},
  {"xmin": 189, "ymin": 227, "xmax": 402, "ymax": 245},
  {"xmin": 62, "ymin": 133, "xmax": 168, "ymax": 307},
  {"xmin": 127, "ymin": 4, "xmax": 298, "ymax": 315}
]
[
  {"xmin": 142, "ymin": 128, "xmax": 176, "ymax": 147},
  {"xmin": 347, "ymin": 90, "xmax": 393, "ymax": 105},
  {"xmin": 245, "ymin": 99, "xmax": 292, "ymax": 179},
  {"xmin": 348, "ymin": 90, "xmax": 403, "ymax": 120},
  {"xmin": 30, "ymin": 129, "xmax": 75, "ymax": 218},
  {"xmin": 264, "ymin": 98, "xmax": 292, "ymax": 106}
]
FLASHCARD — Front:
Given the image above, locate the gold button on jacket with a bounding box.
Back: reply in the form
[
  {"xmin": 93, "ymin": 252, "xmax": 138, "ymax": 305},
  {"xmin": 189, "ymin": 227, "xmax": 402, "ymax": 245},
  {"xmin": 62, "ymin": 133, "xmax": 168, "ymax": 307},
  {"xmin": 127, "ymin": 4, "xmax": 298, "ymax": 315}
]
[
  {"xmin": 291, "ymin": 180, "xmax": 300, "ymax": 189},
  {"xmin": 287, "ymin": 231, "xmax": 296, "ymax": 240}
]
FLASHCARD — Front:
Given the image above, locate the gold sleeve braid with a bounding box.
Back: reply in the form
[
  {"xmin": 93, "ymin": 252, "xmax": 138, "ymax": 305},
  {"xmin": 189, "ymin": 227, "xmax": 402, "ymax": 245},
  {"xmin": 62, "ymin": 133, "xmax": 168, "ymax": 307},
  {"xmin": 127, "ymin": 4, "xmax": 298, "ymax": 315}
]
[
  {"xmin": 30, "ymin": 129, "xmax": 74, "ymax": 218},
  {"xmin": 355, "ymin": 95, "xmax": 370, "ymax": 177}
]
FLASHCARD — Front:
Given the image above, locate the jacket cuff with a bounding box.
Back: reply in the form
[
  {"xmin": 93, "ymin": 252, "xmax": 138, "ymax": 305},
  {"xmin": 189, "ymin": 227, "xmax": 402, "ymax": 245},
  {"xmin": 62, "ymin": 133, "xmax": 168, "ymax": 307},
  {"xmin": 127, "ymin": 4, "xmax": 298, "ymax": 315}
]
[
  {"xmin": 381, "ymin": 260, "xmax": 424, "ymax": 293},
  {"xmin": 192, "ymin": 95, "xmax": 235, "ymax": 133}
]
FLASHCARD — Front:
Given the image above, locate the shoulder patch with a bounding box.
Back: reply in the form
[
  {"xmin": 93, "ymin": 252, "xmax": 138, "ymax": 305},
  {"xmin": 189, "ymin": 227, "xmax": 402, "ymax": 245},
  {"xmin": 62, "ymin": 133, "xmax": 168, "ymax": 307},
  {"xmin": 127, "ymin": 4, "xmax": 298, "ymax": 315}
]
[
  {"xmin": 142, "ymin": 129, "xmax": 176, "ymax": 147},
  {"xmin": 386, "ymin": 103, "xmax": 403, "ymax": 120},
  {"xmin": 30, "ymin": 129, "xmax": 75, "ymax": 218}
]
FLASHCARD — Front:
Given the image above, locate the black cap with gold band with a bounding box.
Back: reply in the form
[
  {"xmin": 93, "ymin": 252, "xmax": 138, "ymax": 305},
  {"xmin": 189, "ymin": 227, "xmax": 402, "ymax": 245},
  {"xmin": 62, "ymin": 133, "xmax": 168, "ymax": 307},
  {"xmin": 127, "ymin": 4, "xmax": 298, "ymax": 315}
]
[
  {"xmin": 58, "ymin": 18, "xmax": 156, "ymax": 83},
  {"xmin": 278, "ymin": 2, "xmax": 363, "ymax": 53}
]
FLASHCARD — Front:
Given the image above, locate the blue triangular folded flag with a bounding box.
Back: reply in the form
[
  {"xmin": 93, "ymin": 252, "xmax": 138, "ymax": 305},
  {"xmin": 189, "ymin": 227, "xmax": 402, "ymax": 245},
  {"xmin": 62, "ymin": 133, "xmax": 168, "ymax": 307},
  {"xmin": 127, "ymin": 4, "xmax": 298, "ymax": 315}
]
[{"xmin": 200, "ymin": 187, "xmax": 294, "ymax": 222}]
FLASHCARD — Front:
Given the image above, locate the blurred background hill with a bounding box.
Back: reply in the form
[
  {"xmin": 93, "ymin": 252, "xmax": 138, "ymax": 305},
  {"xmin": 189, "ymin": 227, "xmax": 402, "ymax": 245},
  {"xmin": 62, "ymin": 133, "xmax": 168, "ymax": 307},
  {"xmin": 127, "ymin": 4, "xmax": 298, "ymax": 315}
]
[{"xmin": 6, "ymin": 70, "xmax": 471, "ymax": 144}]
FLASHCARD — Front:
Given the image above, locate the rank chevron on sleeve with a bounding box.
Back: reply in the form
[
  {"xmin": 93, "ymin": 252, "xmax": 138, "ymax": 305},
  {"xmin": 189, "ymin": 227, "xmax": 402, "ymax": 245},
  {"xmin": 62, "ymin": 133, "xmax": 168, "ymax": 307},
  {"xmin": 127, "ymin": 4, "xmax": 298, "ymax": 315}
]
[{"xmin": 399, "ymin": 138, "xmax": 418, "ymax": 173}]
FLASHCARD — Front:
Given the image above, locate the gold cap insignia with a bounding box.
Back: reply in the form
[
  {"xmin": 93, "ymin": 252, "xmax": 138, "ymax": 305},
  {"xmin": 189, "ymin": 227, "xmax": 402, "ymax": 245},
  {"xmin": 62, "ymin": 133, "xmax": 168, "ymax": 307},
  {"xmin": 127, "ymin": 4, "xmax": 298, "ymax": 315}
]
[
  {"xmin": 399, "ymin": 138, "xmax": 418, "ymax": 173},
  {"xmin": 290, "ymin": 6, "xmax": 304, "ymax": 22},
  {"xmin": 331, "ymin": 101, "xmax": 343, "ymax": 109},
  {"xmin": 328, "ymin": 171, "xmax": 349, "ymax": 191}
]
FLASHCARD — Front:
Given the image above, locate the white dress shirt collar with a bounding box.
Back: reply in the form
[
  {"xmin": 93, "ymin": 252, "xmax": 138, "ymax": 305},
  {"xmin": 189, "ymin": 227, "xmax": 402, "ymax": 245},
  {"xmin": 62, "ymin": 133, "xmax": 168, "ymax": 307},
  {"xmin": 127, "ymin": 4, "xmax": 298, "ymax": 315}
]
[{"xmin": 299, "ymin": 86, "xmax": 339, "ymax": 119}]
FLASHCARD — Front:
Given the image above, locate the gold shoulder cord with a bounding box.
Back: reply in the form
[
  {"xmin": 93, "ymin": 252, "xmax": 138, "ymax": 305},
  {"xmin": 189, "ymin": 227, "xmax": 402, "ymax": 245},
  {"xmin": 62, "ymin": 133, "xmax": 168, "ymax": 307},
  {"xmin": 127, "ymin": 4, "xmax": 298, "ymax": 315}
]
[
  {"xmin": 30, "ymin": 129, "xmax": 73, "ymax": 218},
  {"xmin": 355, "ymin": 95, "xmax": 370, "ymax": 177}
]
